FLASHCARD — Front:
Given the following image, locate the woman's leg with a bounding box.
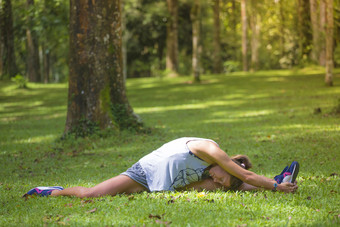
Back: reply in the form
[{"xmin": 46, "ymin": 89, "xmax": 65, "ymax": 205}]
[{"xmin": 51, "ymin": 175, "xmax": 147, "ymax": 198}]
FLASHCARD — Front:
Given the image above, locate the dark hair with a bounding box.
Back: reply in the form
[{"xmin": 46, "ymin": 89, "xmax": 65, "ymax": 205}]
[{"xmin": 228, "ymin": 155, "xmax": 252, "ymax": 190}]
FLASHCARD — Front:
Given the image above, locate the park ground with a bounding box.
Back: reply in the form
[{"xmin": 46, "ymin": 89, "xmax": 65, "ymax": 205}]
[{"xmin": 0, "ymin": 68, "xmax": 340, "ymax": 226}]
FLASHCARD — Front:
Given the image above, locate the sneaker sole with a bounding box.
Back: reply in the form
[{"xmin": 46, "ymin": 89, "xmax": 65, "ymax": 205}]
[{"xmin": 290, "ymin": 162, "xmax": 300, "ymax": 183}]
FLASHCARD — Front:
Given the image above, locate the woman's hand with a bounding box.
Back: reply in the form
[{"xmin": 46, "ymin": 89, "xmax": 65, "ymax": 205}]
[{"xmin": 277, "ymin": 182, "xmax": 298, "ymax": 193}]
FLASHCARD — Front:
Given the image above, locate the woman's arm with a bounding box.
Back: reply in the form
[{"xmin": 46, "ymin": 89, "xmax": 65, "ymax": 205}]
[{"xmin": 188, "ymin": 140, "xmax": 297, "ymax": 193}]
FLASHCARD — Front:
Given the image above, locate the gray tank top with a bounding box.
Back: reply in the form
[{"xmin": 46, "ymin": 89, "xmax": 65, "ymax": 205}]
[{"xmin": 138, "ymin": 137, "xmax": 218, "ymax": 191}]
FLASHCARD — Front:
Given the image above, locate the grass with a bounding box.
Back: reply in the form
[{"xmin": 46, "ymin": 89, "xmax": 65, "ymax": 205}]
[{"xmin": 1, "ymin": 68, "xmax": 340, "ymax": 226}]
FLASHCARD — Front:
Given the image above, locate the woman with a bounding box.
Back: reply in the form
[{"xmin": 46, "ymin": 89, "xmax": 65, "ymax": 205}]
[{"xmin": 24, "ymin": 137, "xmax": 298, "ymax": 198}]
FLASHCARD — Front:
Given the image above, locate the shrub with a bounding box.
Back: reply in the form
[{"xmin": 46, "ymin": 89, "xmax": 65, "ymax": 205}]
[
  {"xmin": 11, "ymin": 74, "xmax": 28, "ymax": 88},
  {"xmin": 223, "ymin": 61, "xmax": 240, "ymax": 73}
]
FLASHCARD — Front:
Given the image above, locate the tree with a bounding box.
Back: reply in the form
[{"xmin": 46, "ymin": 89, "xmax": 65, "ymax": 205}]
[
  {"xmin": 250, "ymin": 0, "xmax": 260, "ymax": 71},
  {"xmin": 26, "ymin": 0, "xmax": 41, "ymax": 82},
  {"xmin": 241, "ymin": 0, "xmax": 248, "ymax": 71},
  {"xmin": 319, "ymin": 0, "xmax": 326, "ymax": 66},
  {"xmin": 309, "ymin": 0, "xmax": 319, "ymax": 63},
  {"xmin": 325, "ymin": 0, "xmax": 334, "ymax": 86},
  {"xmin": 65, "ymin": 0, "xmax": 141, "ymax": 136},
  {"xmin": 297, "ymin": 0, "xmax": 312, "ymax": 63},
  {"xmin": 212, "ymin": 0, "xmax": 222, "ymax": 73},
  {"xmin": 278, "ymin": 0, "xmax": 286, "ymax": 58},
  {"xmin": 0, "ymin": 0, "xmax": 18, "ymax": 78},
  {"xmin": 166, "ymin": 0, "xmax": 179, "ymax": 76},
  {"xmin": 191, "ymin": 0, "xmax": 201, "ymax": 82}
]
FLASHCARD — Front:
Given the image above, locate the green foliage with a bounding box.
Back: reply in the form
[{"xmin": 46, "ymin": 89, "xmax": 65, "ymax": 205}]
[
  {"xmin": 11, "ymin": 74, "xmax": 28, "ymax": 88},
  {"xmin": 334, "ymin": 45, "xmax": 340, "ymax": 67},
  {"xmin": 11, "ymin": 0, "xmax": 69, "ymax": 82},
  {"xmin": 1, "ymin": 69, "xmax": 340, "ymax": 226},
  {"xmin": 110, "ymin": 103, "xmax": 143, "ymax": 132},
  {"xmin": 6, "ymin": 0, "xmax": 340, "ymax": 79},
  {"xmin": 67, "ymin": 118, "xmax": 100, "ymax": 138},
  {"xmin": 331, "ymin": 98, "xmax": 340, "ymax": 115},
  {"xmin": 223, "ymin": 61, "xmax": 240, "ymax": 73}
]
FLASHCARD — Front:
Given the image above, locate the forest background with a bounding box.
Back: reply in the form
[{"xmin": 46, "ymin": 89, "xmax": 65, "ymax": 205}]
[
  {"xmin": 1, "ymin": 0, "xmax": 340, "ymax": 83},
  {"xmin": 1, "ymin": 0, "xmax": 340, "ymax": 226}
]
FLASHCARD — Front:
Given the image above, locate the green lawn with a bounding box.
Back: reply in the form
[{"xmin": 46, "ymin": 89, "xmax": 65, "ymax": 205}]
[{"xmin": 1, "ymin": 68, "xmax": 339, "ymax": 226}]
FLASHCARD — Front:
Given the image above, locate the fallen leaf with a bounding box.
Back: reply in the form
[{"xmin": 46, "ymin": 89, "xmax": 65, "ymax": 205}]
[
  {"xmin": 149, "ymin": 214, "xmax": 161, "ymax": 219},
  {"xmin": 81, "ymin": 199, "xmax": 94, "ymax": 204},
  {"xmin": 64, "ymin": 203, "xmax": 73, "ymax": 207},
  {"xmin": 86, "ymin": 208, "xmax": 97, "ymax": 213},
  {"xmin": 307, "ymin": 196, "xmax": 312, "ymax": 200},
  {"xmin": 128, "ymin": 195, "xmax": 135, "ymax": 201},
  {"xmin": 197, "ymin": 192, "xmax": 206, "ymax": 198},
  {"xmin": 330, "ymin": 172, "xmax": 338, "ymax": 177}
]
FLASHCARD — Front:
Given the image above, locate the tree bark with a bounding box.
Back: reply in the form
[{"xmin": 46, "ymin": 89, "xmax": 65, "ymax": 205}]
[
  {"xmin": 166, "ymin": 0, "xmax": 179, "ymax": 76},
  {"xmin": 250, "ymin": 0, "xmax": 260, "ymax": 72},
  {"xmin": 319, "ymin": 0, "xmax": 326, "ymax": 66},
  {"xmin": 66, "ymin": 0, "xmax": 141, "ymax": 136},
  {"xmin": 297, "ymin": 0, "xmax": 312, "ymax": 63},
  {"xmin": 0, "ymin": 16, "xmax": 3, "ymax": 77},
  {"xmin": 278, "ymin": 0, "xmax": 285, "ymax": 57},
  {"xmin": 191, "ymin": 0, "xmax": 201, "ymax": 82},
  {"xmin": 241, "ymin": 0, "xmax": 248, "ymax": 72},
  {"xmin": 212, "ymin": 0, "xmax": 222, "ymax": 74},
  {"xmin": 1, "ymin": 0, "xmax": 18, "ymax": 78},
  {"xmin": 325, "ymin": 0, "xmax": 333, "ymax": 86},
  {"xmin": 26, "ymin": 0, "xmax": 41, "ymax": 82},
  {"xmin": 309, "ymin": 0, "xmax": 319, "ymax": 63},
  {"xmin": 42, "ymin": 43, "xmax": 50, "ymax": 83}
]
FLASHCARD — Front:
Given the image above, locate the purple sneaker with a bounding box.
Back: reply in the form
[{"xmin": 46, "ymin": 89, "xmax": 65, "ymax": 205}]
[
  {"xmin": 274, "ymin": 161, "xmax": 300, "ymax": 184},
  {"xmin": 23, "ymin": 186, "xmax": 64, "ymax": 197}
]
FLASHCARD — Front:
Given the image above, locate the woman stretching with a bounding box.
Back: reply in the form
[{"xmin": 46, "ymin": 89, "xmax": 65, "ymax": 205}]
[{"xmin": 24, "ymin": 137, "xmax": 299, "ymax": 198}]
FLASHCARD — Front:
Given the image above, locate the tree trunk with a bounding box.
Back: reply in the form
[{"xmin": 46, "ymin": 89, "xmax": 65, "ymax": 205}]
[
  {"xmin": 166, "ymin": 0, "xmax": 179, "ymax": 76},
  {"xmin": 250, "ymin": 0, "xmax": 260, "ymax": 72},
  {"xmin": 66, "ymin": 0, "xmax": 141, "ymax": 136},
  {"xmin": 42, "ymin": 43, "xmax": 50, "ymax": 83},
  {"xmin": 1, "ymin": 0, "xmax": 18, "ymax": 78},
  {"xmin": 241, "ymin": 0, "xmax": 248, "ymax": 72},
  {"xmin": 212, "ymin": 0, "xmax": 222, "ymax": 74},
  {"xmin": 231, "ymin": 0, "xmax": 237, "ymax": 58},
  {"xmin": 296, "ymin": 0, "xmax": 312, "ymax": 63},
  {"xmin": 325, "ymin": 0, "xmax": 333, "ymax": 86},
  {"xmin": 0, "ymin": 22, "xmax": 3, "ymax": 77},
  {"xmin": 26, "ymin": 0, "xmax": 41, "ymax": 82},
  {"xmin": 191, "ymin": 0, "xmax": 201, "ymax": 82},
  {"xmin": 319, "ymin": 0, "xmax": 326, "ymax": 66},
  {"xmin": 309, "ymin": 0, "xmax": 319, "ymax": 63},
  {"xmin": 278, "ymin": 0, "xmax": 285, "ymax": 57},
  {"xmin": 121, "ymin": 0, "xmax": 127, "ymax": 81}
]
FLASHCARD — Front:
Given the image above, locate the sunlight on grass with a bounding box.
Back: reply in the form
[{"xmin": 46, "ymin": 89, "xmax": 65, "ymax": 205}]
[
  {"xmin": 13, "ymin": 134, "xmax": 58, "ymax": 144},
  {"xmin": 1, "ymin": 69, "xmax": 340, "ymax": 226}
]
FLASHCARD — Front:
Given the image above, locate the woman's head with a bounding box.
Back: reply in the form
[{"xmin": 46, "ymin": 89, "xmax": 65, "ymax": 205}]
[
  {"xmin": 229, "ymin": 155, "xmax": 252, "ymax": 190},
  {"xmin": 208, "ymin": 155, "xmax": 252, "ymax": 190}
]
